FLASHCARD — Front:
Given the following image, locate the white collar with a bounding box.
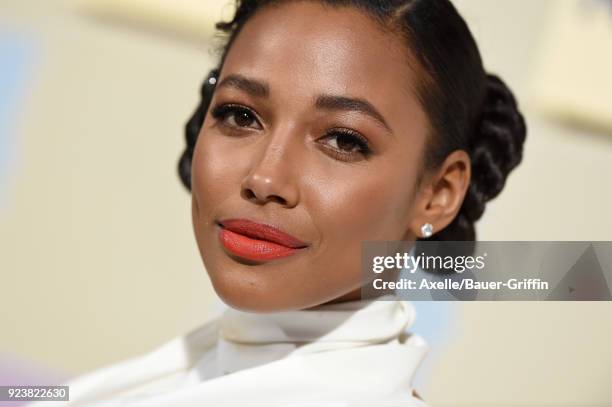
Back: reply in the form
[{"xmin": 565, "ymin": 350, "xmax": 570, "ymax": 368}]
[
  {"xmin": 220, "ymin": 296, "xmax": 416, "ymax": 343},
  {"xmin": 66, "ymin": 297, "xmax": 429, "ymax": 407},
  {"xmin": 215, "ymin": 296, "xmax": 419, "ymax": 375}
]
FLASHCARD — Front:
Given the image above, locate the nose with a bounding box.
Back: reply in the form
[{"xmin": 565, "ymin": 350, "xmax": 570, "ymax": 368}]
[{"xmin": 240, "ymin": 135, "xmax": 300, "ymax": 208}]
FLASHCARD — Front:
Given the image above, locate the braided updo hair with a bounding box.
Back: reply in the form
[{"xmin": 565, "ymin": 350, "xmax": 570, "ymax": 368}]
[{"xmin": 178, "ymin": 0, "xmax": 527, "ymax": 242}]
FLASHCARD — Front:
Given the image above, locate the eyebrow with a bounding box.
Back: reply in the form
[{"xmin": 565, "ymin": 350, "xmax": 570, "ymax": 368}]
[
  {"xmin": 217, "ymin": 74, "xmax": 391, "ymax": 132},
  {"xmin": 315, "ymin": 95, "xmax": 392, "ymax": 132},
  {"xmin": 217, "ymin": 74, "xmax": 270, "ymax": 98}
]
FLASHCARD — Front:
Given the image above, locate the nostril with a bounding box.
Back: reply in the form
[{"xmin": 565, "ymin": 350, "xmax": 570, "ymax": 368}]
[
  {"xmin": 241, "ymin": 188, "xmax": 288, "ymax": 206},
  {"xmin": 243, "ymin": 189, "xmax": 257, "ymax": 201},
  {"xmin": 269, "ymin": 195, "xmax": 287, "ymax": 205}
]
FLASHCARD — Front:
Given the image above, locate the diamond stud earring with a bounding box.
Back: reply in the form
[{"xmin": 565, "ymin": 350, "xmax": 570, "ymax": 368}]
[{"xmin": 420, "ymin": 223, "xmax": 433, "ymax": 238}]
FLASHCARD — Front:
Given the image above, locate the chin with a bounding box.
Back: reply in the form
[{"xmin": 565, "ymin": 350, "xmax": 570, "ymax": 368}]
[
  {"xmin": 204, "ymin": 263, "xmax": 293, "ymax": 313},
  {"xmin": 206, "ymin": 263, "xmax": 340, "ymax": 313}
]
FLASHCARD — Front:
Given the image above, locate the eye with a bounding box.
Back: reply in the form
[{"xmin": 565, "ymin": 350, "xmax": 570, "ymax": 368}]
[
  {"xmin": 210, "ymin": 104, "xmax": 262, "ymax": 130},
  {"xmin": 318, "ymin": 129, "xmax": 373, "ymax": 162}
]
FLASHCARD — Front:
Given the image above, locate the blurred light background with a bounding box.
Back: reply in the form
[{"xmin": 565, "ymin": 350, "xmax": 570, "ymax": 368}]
[{"xmin": 1, "ymin": 0, "xmax": 611, "ymax": 406}]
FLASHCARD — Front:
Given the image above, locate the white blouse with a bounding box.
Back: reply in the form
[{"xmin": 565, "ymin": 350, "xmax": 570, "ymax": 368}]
[{"xmin": 30, "ymin": 297, "xmax": 429, "ymax": 406}]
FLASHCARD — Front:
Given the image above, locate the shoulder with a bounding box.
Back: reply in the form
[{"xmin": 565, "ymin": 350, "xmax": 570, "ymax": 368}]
[{"xmin": 63, "ymin": 318, "xmax": 221, "ymax": 405}]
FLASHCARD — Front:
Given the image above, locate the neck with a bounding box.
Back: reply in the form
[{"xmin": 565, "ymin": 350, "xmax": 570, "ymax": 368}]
[
  {"xmin": 324, "ymin": 287, "xmax": 363, "ymax": 304},
  {"xmin": 305, "ymin": 286, "xmax": 389, "ymax": 309}
]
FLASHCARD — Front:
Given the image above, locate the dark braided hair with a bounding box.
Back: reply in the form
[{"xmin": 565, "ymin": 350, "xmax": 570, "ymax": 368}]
[{"xmin": 178, "ymin": 0, "xmax": 527, "ymax": 242}]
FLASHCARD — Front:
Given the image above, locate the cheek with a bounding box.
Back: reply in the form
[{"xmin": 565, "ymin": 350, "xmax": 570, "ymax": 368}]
[
  {"xmin": 294, "ymin": 158, "xmax": 420, "ymax": 299},
  {"xmin": 191, "ymin": 128, "xmax": 243, "ymax": 218},
  {"xmin": 305, "ymin": 158, "xmax": 420, "ymax": 247}
]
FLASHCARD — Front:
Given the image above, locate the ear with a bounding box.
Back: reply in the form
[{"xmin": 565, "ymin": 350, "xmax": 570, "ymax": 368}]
[{"xmin": 409, "ymin": 150, "xmax": 471, "ymax": 238}]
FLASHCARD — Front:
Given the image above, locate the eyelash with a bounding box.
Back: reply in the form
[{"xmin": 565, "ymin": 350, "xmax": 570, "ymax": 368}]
[
  {"xmin": 318, "ymin": 128, "xmax": 373, "ymax": 162},
  {"xmin": 210, "ymin": 103, "xmax": 373, "ymax": 162},
  {"xmin": 211, "ymin": 104, "xmax": 261, "ymax": 131}
]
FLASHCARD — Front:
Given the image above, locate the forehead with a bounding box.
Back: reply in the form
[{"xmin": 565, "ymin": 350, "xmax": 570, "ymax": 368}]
[{"xmin": 220, "ymin": 1, "xmax": 427, "ymax": 132}]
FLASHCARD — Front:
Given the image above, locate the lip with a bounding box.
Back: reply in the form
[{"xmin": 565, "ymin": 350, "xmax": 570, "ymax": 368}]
[{"xmin": 216, "ymin": 218, "xmax": 309, "ymax": 262}]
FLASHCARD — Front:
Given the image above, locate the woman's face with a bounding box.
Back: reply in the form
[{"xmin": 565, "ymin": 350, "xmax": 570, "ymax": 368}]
[{"xmin": 191, "ymin": 1, "xmax": 431, "ymax": 312}]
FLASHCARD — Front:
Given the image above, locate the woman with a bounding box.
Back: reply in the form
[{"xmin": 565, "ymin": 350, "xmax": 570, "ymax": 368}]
[{"xmin": 32, "ymin": 0, "xmax": 526, "ymax": 405}]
